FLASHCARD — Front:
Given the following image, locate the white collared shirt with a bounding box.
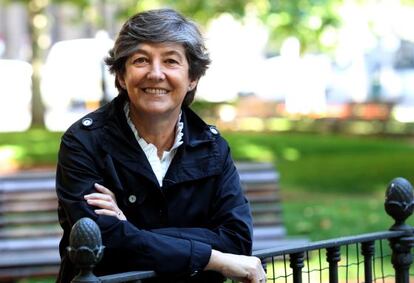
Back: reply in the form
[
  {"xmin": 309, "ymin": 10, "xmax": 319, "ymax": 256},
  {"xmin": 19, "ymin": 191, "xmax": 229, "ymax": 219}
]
[{"xmin": 124, "ymin": 102, "xmax": 184, "ymax": 187}]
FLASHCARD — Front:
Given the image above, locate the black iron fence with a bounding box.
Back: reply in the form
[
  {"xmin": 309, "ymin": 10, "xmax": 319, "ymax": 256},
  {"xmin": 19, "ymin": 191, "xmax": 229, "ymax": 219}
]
[{"xmin": 68, "ymin": 177, "xmax": 414, "ymax": 283}]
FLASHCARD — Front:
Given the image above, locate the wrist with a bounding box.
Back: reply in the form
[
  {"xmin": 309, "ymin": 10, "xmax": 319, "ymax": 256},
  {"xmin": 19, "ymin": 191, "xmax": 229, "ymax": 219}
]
[{"xmin": 204, "ymin": 249, "xmax": 224, "ymax": 273}]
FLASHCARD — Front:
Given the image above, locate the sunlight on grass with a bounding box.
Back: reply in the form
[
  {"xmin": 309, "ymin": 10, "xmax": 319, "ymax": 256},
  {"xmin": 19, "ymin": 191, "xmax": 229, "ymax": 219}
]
[
  {"xmin": 0, "ymin": 129, "xmax": 62, "ymax": 170},
  {"xmin": 0, "ymin": 145, "xmax": 24, "ymax": 160},
  {"xmin": 266, "ymin": 118, "xmax": 292, "ymax": 131},
  {"xmin": 239, "ymin": 143, "xmax": 275, "ymax": 162},
  {"xmin": 0, "ymin": 145, "xmax": 25, "ymax": 171},
  {"xmin": 238, "ymin": 117, "xmax": 266, "ymax": 131},
  {"xmin": 282, "ymin": 147, "xmax": 301, "ymax": 161},
  {"xmin": 344, "ymin": 121, "xmax": 384, "ymax": 135}
]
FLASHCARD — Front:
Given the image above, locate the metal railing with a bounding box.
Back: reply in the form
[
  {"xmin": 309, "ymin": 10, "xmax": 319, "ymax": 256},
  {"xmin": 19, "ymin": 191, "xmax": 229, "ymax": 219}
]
[{"xmin": 68, "ymin": 177, "xmax": 414, "ymax": 283}]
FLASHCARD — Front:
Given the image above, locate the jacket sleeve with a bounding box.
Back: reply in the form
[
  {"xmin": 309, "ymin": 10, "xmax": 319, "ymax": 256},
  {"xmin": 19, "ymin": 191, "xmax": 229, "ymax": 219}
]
[
  {"xmin": 56, "ymin": 131, "xmax": 211, "ymax": 275},
  {"xmin": 151, "ymin": 143, "xmax": 253, "ymax": 256}
]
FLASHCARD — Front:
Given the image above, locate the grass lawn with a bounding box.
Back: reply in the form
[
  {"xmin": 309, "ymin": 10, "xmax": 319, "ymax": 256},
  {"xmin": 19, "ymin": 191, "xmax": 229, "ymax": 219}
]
[
  {"xmin": 224, "ymin": 132, "xmax": 414, "ymax": 194},
  {"xmin": 223, "ymin": 131, "xmax": 414, "ymax": 239},
  {"xmin": 0, "ymin": 128, "xmax": 62, "ymax": 170}
]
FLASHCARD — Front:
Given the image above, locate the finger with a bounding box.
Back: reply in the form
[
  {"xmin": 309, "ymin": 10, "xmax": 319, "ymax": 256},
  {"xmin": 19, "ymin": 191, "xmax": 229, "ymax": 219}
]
[
  {"xmin": 95, "ymin": 183, "xmax": 115, "ymax": 197},
  {"xmin": 95, "ymin": 209, "xmax": 126, "ymax": 221},
  {"xmin": 259, "ymin": 268, "xmax": 267, "ymax": 283},
  {"xmin": 86, "ymin": 199, "xmax": 116, "ymax": 211},
  {"xmin": 84, "ymin": 193, "xmax": 112, "ymax": 201},
  {"xmin": 94, "ymin": 209, "xmax": 122, "ymax": 219}
]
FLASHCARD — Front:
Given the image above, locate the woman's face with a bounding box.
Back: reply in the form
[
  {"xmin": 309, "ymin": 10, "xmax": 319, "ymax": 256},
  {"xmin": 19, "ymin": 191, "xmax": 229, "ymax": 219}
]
[{"xmin": 118, "ymin": 42, "xmax": 197, "ymax": 119}]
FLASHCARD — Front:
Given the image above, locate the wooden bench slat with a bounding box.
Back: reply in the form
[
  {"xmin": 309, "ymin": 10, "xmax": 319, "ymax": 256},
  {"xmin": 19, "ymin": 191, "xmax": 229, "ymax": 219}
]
[
  {"xmin": 0, "ymin": 236, "xmax": 60, "ymax": 251},
  {"xmin": 0, "ymin": 249, "xmax": 60, "ymax": 267},
  {"xmin": 253, "ymin": 219, "xmax": 284, "ymax": 226},
  {"xmin": 250, "ymin": 205, "xmax": 282, "ymax": 213},
  {"xmin": 0, "ymin": 266, "xmax": 60, "ymax": 280},
  {"xmin": 0, "ymin": 227, "xmax": 62, "ymax": 239},
  {"xmin": 0, "ymin": 179, "xmax": 55, "ymax": 192},
  {"xmin": 0, "ymin": 202, "xmax": 57, "ymax": 214},
  {"xmin": 239, "ymin": 173, "xmax": 279, "ymax": 184},
  {"xmin": 0, "ymin": 214, "xmax": 58, "ymax": 227},
  {"xmin": 0, "ymin": 191, "xmax": 57, "ymax": 202},
  {"xmin": 236, "ymin": 162, "xmax": 275, "ymax": 171},
  {"xmin": 246, "ymin": 195, "xmax": 280, "ymax": 203},
  {"xmin": 243, "ymin": 183, "xmax": 280, "ymax": 192}
]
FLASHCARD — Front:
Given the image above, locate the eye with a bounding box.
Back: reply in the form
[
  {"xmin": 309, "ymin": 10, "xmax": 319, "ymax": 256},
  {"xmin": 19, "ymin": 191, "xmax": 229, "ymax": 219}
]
[
  {"xmin": 165, "ymin": 58, "xmax": 179, "ymax": 66},
  {"xmin": 132, "ymin": 57, "xmax": 148, "ymax": 65}
]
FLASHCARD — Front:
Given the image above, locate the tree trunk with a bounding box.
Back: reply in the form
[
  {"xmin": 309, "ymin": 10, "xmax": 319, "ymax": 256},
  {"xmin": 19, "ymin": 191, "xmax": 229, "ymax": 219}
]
[{"xmin": 28, "ymin": 0, "xmax": 46, "ymax": 128}]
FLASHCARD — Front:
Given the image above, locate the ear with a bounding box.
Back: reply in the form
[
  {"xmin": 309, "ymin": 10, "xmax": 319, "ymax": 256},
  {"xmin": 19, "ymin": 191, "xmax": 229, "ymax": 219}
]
[
  {"xmin": 117, "ymin": 75, "xmax": 126, "ymax": 89},
  {"xmin": 188, "ymin": 80, "xmax": 198, "ymax": 91}
]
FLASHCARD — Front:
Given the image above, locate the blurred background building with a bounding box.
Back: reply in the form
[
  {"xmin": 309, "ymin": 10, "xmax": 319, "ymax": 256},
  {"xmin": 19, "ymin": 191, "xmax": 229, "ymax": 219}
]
[{"xmin": 1, "ymin": 0, "xmax": 414, "ymax": 132}]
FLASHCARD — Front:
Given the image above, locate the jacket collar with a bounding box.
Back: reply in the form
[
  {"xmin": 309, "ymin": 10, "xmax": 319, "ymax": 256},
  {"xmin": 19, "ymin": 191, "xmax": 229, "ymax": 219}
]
[
  {"xmin": 100, "ymin": 95, "xmax": 221, "ymax": 187},
  {"xmin": 181, "ymin": 106, "xmax": 216, "ymax": 147},
  {"xmin": 164, "ymin": 106, "xmax": 222, "ymax": 187}
]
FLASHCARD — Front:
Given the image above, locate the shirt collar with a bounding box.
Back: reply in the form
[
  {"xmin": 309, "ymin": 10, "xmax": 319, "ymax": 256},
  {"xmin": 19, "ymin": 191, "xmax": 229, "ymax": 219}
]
[{"xmin": 123, "ymin": 102, "xmax": 184, "ymax": 152}]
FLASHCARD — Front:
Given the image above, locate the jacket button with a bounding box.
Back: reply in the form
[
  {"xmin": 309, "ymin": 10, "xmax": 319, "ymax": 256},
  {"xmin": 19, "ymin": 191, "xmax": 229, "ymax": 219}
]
[
  {"xmin": 209, "ymin": 126, "xmax": 219, "ymax": 135},
  {"xmin": 82, "ymin": 117, "xmax": 93, "ymax": 127},
  {"xmin": 190, "ymin": 270, "xmax": 199, "ymax": 277},
  {"xmin": 128, "ymin": 195, "xmax": 137, "ymax": 203}
]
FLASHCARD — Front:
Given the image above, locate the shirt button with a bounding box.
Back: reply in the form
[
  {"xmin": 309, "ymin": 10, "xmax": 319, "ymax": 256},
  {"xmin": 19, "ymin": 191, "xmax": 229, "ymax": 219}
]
[
  {"xmin": 82, "ymin": 117, "xmax": 93, "ymax": 127},
  {"xmin": 128, "ymin": 195, "xmax": 137, "ymax": 203}
]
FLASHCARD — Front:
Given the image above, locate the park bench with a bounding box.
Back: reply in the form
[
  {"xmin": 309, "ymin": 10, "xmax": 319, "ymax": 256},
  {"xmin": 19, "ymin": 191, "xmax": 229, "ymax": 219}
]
[
  {"xmin": 236, "ymin": 162, "xmax": 307, "ymax": 250},
  {"xmin": 0, "ymin": 162, "xmax": 298, "ymax": 281},
  {"xmin": 0, "ymin": 170, "xmax": 61, "ymax": 282}
]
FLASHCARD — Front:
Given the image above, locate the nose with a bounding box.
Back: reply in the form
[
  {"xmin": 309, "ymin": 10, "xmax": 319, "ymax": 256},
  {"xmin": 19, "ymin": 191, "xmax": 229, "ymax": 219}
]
[{"xmin": 147, "ymin": 61, "xmax": 165, "ymax": 81}]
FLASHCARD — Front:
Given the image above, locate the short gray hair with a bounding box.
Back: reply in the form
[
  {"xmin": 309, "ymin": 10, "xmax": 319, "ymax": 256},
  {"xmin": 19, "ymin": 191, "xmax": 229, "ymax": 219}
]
[{"xmin": 105, "ymin": 8, "xmax": 211, "ymax": 106}]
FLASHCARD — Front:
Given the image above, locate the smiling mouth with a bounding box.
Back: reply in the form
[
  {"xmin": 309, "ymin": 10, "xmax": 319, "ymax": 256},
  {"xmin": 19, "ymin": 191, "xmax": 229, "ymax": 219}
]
[{"xmin": 143, "ymin": 88, "xmax": 168, "ymax": 94}]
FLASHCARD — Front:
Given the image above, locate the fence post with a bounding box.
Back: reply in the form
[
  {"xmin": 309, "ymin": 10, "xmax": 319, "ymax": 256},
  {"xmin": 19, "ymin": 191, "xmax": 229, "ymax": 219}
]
[
  {"xmin": 326, "ymin": 246, "xmax": 340, "ymax": 283},
  {"xmin": 385, "ymin": 177, "xmax": 414, "ymax": 283},
  {"xmin": 361, "ymin": 241, "xmax": 375, "ymax": 283},
  {"xmin": 67, "ymin": 217, "xmax": 105, "ymax": 283},
  {"xmin": 290, "ymin": 252, "xmax": 304, "ymax": 283}
]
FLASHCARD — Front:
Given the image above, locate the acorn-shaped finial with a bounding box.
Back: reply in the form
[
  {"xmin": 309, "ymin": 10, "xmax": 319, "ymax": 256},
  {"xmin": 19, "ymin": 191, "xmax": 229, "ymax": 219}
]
[
  {"xmin": 67, "ymin": 217, "xmax": 104, "ymax": 269},
  {"xmin": 385, "ymin": 177, "xmax": 414, "ymax": 230}
]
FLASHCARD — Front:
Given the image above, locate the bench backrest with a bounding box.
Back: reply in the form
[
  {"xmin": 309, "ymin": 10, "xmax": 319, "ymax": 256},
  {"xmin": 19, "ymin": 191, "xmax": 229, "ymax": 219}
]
[
  {"xmin": 0, "ymin": 171, "xmax": 60, "ymax": 239},
  {"xmin": 0, "ymin": 163, "xmax": 284, "ymax": 242}
]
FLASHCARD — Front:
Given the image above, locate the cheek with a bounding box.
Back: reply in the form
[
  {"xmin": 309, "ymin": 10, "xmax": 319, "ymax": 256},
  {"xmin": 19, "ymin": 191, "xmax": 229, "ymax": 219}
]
[{"xmin": 123, "ymin": 74, "xmax": 140, "ymax": 87}]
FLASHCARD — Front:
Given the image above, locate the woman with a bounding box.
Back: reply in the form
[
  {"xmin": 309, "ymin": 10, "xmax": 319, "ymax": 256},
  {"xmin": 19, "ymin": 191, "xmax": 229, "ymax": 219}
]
[{"xmin": 56, "ymin": 8, "xmax": 266, "ymax": 283}]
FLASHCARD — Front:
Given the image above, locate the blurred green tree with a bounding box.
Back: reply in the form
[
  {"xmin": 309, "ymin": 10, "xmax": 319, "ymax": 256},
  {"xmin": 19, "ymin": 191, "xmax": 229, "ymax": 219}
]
[{"xmin": 121, "ymin": 0, "xmax": 343, "ymax": 54}]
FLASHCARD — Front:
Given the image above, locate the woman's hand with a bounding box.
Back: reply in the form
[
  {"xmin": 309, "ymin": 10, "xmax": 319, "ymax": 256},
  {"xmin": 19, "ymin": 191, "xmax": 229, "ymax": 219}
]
[
  {"xmin": 84, "ymin": 183, "xmax": 126, "ymax": 221},
  {"xmin": 205, "ymin": 250, "xmax": 266, "ymax": 283}
]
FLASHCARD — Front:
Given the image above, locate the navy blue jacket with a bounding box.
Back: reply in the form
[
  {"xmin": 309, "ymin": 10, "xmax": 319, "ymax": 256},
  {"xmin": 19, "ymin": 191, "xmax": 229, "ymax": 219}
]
[{"xmin": 56, "ymin": 94, "xmax": 253, "ymax": 282}]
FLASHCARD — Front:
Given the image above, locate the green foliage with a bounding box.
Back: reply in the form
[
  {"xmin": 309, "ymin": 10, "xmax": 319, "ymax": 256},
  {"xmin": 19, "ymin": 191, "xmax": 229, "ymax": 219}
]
[
  {"xmin": 258, "ymin": 0, "xmax": 343, "ymax": 53},
  {"xmin": 115, "ymin": 0, "xmax": 344, "ymax": 53}
]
